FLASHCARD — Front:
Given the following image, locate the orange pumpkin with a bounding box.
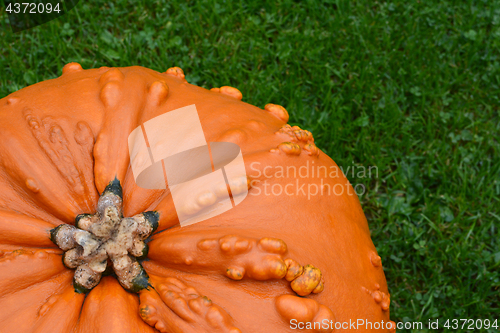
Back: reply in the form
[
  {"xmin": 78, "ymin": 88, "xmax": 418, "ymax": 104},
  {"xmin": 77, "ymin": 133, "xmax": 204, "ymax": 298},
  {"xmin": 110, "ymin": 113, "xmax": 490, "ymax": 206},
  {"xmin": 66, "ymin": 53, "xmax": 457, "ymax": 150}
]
[{"xmin": 0, "ymin": 64, "xmax": 395, "ymax": 332}]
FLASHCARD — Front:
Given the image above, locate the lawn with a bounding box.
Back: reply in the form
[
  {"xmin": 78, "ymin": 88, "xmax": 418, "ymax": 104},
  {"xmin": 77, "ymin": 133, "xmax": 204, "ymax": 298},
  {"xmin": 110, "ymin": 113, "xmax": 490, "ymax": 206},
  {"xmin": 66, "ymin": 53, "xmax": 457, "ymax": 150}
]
[{"xmin": 1, "ymin": 0, "xmax": 499, "ymax": 331}]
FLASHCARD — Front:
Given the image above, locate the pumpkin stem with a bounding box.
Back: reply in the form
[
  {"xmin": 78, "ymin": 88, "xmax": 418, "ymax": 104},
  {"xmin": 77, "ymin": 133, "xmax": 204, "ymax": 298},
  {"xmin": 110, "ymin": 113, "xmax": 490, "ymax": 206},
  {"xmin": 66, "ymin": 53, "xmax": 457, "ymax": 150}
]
[{"xmin": 49, "ymin": 179, "xmax": 158, "ymax": 293}]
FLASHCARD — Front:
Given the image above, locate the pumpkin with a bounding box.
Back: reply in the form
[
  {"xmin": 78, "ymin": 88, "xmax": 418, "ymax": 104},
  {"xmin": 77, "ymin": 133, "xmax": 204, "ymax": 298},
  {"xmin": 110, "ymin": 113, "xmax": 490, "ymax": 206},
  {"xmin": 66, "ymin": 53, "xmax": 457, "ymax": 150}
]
[{"xmin": 0, "ymin": 64, "xmax": 396, "ymax": 332}]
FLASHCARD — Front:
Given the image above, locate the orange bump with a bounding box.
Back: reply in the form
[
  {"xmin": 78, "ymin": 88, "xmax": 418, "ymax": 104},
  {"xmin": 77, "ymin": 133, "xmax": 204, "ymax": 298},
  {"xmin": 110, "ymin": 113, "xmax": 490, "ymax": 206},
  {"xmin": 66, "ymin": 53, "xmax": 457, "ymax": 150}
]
[
  {"xmin": 372, "ymin": 290, "xmax": 382, "ymax": 303},
  {"xmin": 197, "ymin": 239, "xmax": 218, "ymax": 251},
  {"xmin": 218, "ymin": 128, "xmax": 247, "ymax": 144},
  {"xmin": 38, "ymin": 293, "xmax": 59, "ymax": 316},
  {"xmin": 74, "ymin": 121, "xmax": 94, "ymax": 146},
  {"xmin": 278, "ymin": 142, "xmax": 301, "ymax": 156},
  {"xmin": 226, "ymin": 266, "xmax": 245, "ymax": 280},
  {"xmin": 265, "ymin": 103, "xmax": 289, "ymax": 123},
  {"xmin": 100, "ymin": 81, "xmax": 121, "ymax": 108},
  {"xmin": 6, "ymin": 97, "xmax": 20, "ymax": 105},
  {"xmin": 219, "ymin": 86, "xmax": 243, "ymax": 100},
  {"xmin": 246, "ymin": 120, "xmax": 266, "ymax": 131},
  {"xmin": 99, "ymin": 68, "xmax": 124, "ymax": 84},
  {"xmin": 165, "ymin": 66, "xmax": 185, "ymax": 79},
  {"xmin": 62, "ymin": 62, "xmax": 83, "ymax": 74},
  {"xmin": 294, "ymin": 129, "xmax": 313, "ymax": 142},
  {"xmin": 139, "ymin": 289, "xmax": 168, "ymax": 332},
  {"xmin": 276, "ymin": 124, "xmax": 292, "ymax": 136},
  {"xmin": 312, "ymin": 277, "xmax": 325, "ymax": 294},
  {"xmin": 148, "ymin": 81, "xmax": 169, "ymax": 106},
  {"xmin": 25, "ymin": 114, "xmax": 40, "ymax": 129},
  {"xmin": 196, "ymin": 191, "xmax": 217, "ymax": 207},
  {"xmin": 25, "ymin": 178, "xmax": 40, "ymax": 193},
  {"xmin": 389, "ymin": 320, "xmax": 397, "ymax": 332},
  {"xmin": 220, "ymin": 241, "xmax": 231, "ymax": 252},
  {"xmin": 370, "ymin": 251, "xmax": 382, "ymax": 267},
  {"xmin": 290, "ymin": 264, "xmax": 322, "ymax": 296},
  {"xmin": 258, "ymin": 238, "xmax": 287, "ymax": 254},
  {"xmin": 381, "ymin": 293, "xmax": 391, "ymax": 311},
  {"xmin": 234, "ymin": 239, "xmax": 250, "ymax": 252},
  {"xmin": 35, "ymin": 250, "xmax": 49, "ymax": 259},
  {"xmin": 284, "ymin": 259, "xmax": 303, "ymax": 282},
  {"xmin": 303, "ymin": 143, "xmax": 320, "ymax": 157},
  {"xmin": 270, "ymin": 260, "xmax": 288, "ymax": 279},
  {"xmin": 275, "ymin": 295, "xmax": 335, "ymax": 333}
]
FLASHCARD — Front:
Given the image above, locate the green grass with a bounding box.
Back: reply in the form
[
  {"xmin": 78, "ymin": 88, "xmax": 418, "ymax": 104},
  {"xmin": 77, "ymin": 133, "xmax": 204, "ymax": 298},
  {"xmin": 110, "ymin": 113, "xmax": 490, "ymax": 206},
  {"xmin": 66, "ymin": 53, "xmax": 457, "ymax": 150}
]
[{"xmin": 1, "ymin": 0, "xmax": 499, "ymax": 331}]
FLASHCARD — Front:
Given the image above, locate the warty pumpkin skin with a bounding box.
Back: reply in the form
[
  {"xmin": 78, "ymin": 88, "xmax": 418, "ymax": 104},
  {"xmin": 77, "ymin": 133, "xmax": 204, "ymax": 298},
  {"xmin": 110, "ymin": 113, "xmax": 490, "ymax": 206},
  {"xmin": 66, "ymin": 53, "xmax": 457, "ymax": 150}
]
[{"xmin": 0, "ymin": 63, "xmax": 395, "ymax": 332}]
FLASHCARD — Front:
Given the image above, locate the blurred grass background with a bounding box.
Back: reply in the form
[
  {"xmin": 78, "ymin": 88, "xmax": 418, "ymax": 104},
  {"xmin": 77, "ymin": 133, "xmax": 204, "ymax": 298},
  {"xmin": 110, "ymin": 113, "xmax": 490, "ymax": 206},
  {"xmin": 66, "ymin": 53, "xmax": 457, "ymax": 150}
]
[{"xmin": 1, "ymin": 0, "xmax": 499, "ymax": 330}]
